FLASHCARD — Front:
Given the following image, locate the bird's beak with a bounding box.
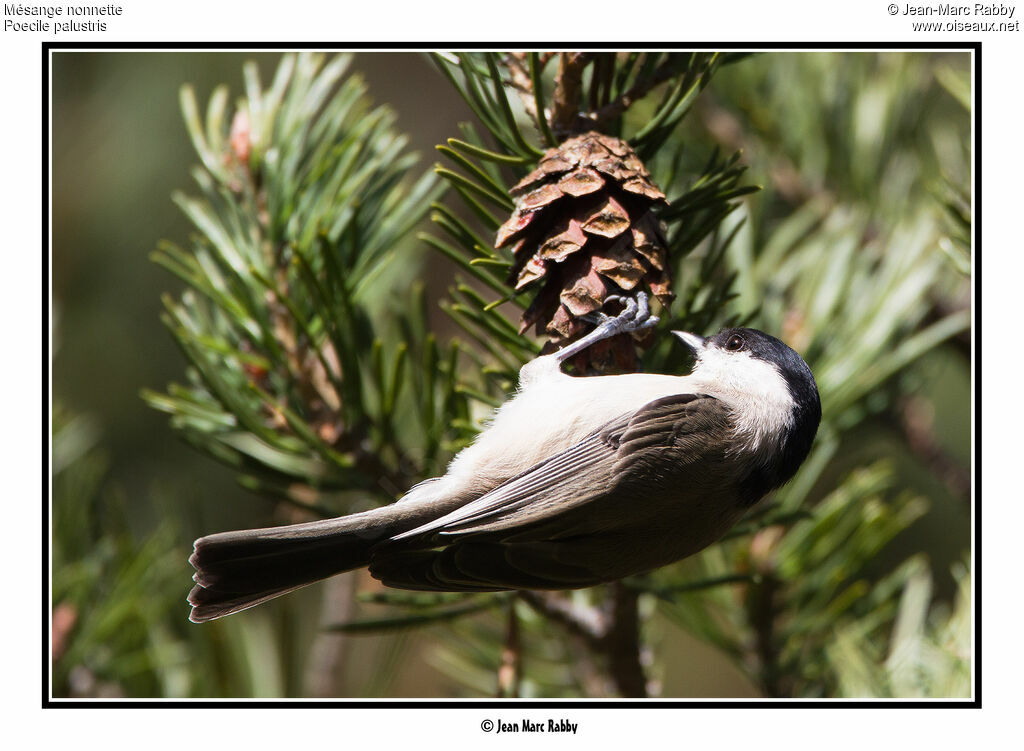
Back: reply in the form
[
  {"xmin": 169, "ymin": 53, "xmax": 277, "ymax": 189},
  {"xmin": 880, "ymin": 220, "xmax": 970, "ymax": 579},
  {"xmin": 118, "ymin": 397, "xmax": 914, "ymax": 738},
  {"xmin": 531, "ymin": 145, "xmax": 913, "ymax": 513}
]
[{"xmin": 672, "ymin": 331, "xmax": 706, "ymax": 356}]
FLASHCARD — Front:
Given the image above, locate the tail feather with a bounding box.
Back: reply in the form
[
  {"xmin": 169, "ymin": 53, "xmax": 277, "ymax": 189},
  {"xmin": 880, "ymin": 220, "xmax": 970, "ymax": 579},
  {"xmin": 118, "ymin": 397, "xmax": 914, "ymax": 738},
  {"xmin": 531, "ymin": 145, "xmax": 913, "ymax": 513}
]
[
  {"xmin": 187, "ymin": 478, "xmax": 478, "ymax": 622},
  {"xmin": 188, "ymin": 511, "xmax": 398, "ymax": 622},
  {"xmin": 188, "ymin": 584, "xmax": 307, "ymax": 623}
]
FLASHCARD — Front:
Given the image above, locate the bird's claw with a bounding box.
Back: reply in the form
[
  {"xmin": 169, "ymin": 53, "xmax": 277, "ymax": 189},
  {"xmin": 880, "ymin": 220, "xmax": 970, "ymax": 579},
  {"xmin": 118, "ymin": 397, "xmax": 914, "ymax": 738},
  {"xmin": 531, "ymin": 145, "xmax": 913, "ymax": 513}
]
[
  {"xmin": 581, "ymin": 291, "xmax": 658, "ymax": 335},
  {"xmin": 552, "ymin": 292, "xmax": 659, "ymax": 365}
]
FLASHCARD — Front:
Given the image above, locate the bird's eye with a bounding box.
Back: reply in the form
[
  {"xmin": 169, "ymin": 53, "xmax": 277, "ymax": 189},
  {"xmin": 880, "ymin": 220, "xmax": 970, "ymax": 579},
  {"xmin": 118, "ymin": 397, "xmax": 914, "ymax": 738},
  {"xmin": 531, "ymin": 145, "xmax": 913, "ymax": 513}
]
[{"xmin": 726, "ymin": 334, "xmax": 744, "ymax": 351}]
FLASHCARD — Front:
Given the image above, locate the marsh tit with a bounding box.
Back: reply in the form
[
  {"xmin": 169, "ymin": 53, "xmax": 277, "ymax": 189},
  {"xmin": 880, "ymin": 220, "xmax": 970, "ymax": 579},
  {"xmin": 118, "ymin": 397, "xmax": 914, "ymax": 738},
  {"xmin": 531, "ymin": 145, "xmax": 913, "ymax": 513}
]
[{"xmin": 188, "ymin": 293, "xmax": 821, "ymax": 622}]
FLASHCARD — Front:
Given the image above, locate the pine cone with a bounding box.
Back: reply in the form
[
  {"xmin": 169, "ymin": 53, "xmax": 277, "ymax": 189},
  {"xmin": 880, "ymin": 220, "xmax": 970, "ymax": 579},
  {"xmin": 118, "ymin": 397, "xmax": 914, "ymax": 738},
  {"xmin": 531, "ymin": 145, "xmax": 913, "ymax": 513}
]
[{"xmin": 496, "ymin": 131, "xmax": 672, "ymax": 372}]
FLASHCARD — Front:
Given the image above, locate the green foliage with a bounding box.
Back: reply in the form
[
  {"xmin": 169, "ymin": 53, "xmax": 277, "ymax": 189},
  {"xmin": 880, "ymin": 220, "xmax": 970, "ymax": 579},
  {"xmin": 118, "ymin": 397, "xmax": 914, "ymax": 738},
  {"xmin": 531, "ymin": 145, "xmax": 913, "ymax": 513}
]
[
  {"xmin": 143, "ymin": 52, "xmax": 460, "ymax": 513},
  {"xmin": 328, "ymin": 593, "xmax": 505, "ymax": 634},
  {"xmin": 656, "ymin": 462, "xmax": 930, "ymax": 696},
  {"xmin": 53, "ymin": 402, "xmax": 318, "ymax": 698},
  {"xmin": 828, "ymin": 555, "xmax": 970, "ymax": 698},
  {"xmin": 433, "ymin": 597, "xmax": 595, "ymax": 698},
  {"xmin": 53, "ymin": 404, "xmax": 189, "ymax": 697},
  {"xmin": 933, "ymin": 61, "xmax": 972, "ymax": 276}
]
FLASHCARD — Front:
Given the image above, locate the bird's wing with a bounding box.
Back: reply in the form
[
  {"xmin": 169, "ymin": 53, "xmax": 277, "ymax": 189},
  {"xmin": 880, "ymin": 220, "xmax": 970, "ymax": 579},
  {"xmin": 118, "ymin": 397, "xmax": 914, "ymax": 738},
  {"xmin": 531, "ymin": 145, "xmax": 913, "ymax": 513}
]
[{"xmin": 390, "ymin": 392, "xmax": 732, "ymax": 542}]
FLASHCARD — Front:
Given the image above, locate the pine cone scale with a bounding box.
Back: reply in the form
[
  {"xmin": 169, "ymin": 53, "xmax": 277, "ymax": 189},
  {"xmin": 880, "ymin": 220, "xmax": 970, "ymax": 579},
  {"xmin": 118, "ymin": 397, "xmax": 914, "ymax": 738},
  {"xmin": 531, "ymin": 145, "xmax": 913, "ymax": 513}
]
[
  {"xmin": 557, "ymin": 167, "xmax": 605, "ymax": 197},
  {"xmin": 559, "ymin": 262, "xmax": 607, "ymax": 317},
  {"xmin": 581, "ymin": 195, "xmax": 631, "ymax": 238},
  {"xmin": 622, "ymin": 178, "xmax": 666, "ymax": 201},
  {"xmin": 590, "ymin": 236, "xmax": 646, "ymax": 290},
  {"xmin": 538, "ymin": 218, "xmax": 587, "ymax": 262},
  {"xmin": 495, "ymin": 210, "xmax": 539, "ymax": 248},
  {"xmin": 631, "ymin": 211, "xmax": 668, "ymax": 271},
  {"xmin": 520, "ymin": 183, "xmax": 565, "ymax": 210},
  {"xmin": 509, "ymin": 155, "xmax": 574, "ymax": 195}
]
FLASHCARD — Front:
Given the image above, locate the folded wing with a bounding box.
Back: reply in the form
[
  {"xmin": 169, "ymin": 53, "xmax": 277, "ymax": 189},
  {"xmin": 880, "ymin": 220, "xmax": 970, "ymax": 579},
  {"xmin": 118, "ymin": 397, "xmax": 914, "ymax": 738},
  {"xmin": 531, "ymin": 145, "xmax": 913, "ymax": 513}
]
[{"xmin": 371, "ymin": 392, "xmax": 733, "ymax": 590}]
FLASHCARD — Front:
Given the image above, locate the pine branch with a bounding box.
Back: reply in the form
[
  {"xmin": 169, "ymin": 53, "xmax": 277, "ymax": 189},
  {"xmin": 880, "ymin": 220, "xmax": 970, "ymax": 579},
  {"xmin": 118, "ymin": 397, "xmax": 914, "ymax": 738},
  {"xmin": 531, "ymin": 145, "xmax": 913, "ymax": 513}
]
[
  {"xmin": 746, "ymin": 538, "xmax": 783, "ymax": 696},
  {"xmin": 592, "ymin": 55, "xmax": 687, "ymax": 127},
  {"xmin": 604, "ymin": 582, "xmax": 649, "ymax": 698},
  {"xmin": 550, "ymin": 52, "xmax": 592, "ymax": 136},
  {"xmin": 503, "ymin": 52, "xmax": 539, "ymax": 124},
  {"xmin": 519, "ymin": 591, "xmax": 606, "ymax": 647},
  {"xmin": 497, "ymin": 597, "xmax": 523, "ymax": 697},
  {"xmin": 520, "ymin": 586, "xmax": 650, "ymax": 698},
  {"xmin": 891, "ymin": 395, "xmax": 971, "ymax": 502}
]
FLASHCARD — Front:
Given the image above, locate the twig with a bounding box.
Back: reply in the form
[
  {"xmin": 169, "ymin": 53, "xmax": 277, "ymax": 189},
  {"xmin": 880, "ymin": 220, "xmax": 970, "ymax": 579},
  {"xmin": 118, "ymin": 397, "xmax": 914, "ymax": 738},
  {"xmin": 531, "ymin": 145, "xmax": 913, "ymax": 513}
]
[
  {"xmin": 504, "ymin": 53, "xmax": 539, "ymax": 123},
  {"xmin": 503, "ymin": 52, "xmax": 696, "ymax": 145},
  {"xmin": 519, "ymin": 590, "xmax": 606, "ymax": 647},
  {"xmin": 497, "ymin": 595, "xmax": 523, "ymax": 697},
  {"xmin": 922, "ymin": 295, "xmax": 972, "ymax": 362},
  {"xmin": 744, "ymin": 527, "xmax": 784, "ymax": 697},
  {"xmin": 603, "ymin": 581, "xmax": 650, "ymax": 698},
  {"xmin": 893, "ymin": 394, "xmax": 971, "ymax": 503},
  {"xmin": 592, "ymin": 55, "xmax": 681, "ymax": 127},
  {"xmin": 637, "ymin": 572, "xmax": 757, "ymax": 600},
  {"xmin": 564, "ymin": 635, "xmax": 612, "ymax": 697},
  {"xmin": 747, "ymin": 572, "xmax": 782, "ymax": 696},
  {"xmin": 520, "ymin": 586, "xmax": 650, "ymax": 698},
  {"xmin": 550, "ymin": 53, "xmax": 592, "ymax": 137},
  {"xmin": 697, "ymin": 94, "xmax": 816, "ymax": 205},
  {"xmin": 305, "ymin": 572, "xmax": 357, "ymax": 696}
]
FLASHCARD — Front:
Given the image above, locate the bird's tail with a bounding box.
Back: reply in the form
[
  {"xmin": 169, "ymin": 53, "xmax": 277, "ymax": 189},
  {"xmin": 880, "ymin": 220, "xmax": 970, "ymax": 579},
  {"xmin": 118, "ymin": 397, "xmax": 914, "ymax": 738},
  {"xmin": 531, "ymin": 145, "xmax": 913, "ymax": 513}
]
[{"xmin": 188, "ymin": 494, "xmax": 435, "ymax": 622}]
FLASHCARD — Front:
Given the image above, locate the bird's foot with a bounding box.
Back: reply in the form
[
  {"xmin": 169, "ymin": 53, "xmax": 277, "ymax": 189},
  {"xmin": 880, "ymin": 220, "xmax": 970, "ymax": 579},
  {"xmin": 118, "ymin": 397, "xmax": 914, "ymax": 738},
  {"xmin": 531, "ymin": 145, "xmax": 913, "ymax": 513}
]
[
  {"xmin": 581, "ymin": 292, "xmax": 658, "ymax": 335},
  {"xmin": 555, "ymin": 292, "xmax": 659, "ymax": 364}
]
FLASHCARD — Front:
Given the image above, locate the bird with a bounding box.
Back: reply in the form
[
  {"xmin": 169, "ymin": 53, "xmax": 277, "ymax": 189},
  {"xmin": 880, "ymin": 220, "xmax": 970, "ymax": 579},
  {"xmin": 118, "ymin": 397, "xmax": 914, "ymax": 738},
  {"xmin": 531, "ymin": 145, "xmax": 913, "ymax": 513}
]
[{"xmin": 187, "ymin": 293, "xmax": 821, "ymax": 622}]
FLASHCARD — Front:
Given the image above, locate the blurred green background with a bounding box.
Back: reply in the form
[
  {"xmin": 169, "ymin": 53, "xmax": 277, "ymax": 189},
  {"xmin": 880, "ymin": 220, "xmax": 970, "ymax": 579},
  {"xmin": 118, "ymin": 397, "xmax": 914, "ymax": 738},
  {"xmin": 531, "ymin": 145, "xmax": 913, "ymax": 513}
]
[{"xmin": 51, "ymin": 51, "xmax": 971, "ymax": 698}]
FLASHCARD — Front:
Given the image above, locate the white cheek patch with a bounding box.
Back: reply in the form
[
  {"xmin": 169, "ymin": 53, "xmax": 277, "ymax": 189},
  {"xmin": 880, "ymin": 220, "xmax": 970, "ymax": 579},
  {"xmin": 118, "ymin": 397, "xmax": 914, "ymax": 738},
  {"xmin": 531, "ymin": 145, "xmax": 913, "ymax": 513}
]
[{"xmin": 690, "ymin": 348, "xmax": 795, "ymax": 453}]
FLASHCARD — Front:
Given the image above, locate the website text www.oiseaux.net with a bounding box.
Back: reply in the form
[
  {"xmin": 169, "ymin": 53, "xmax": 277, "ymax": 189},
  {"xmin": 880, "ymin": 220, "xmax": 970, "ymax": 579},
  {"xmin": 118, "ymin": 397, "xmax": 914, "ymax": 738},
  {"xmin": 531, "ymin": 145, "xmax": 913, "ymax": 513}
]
[
  {"xmin": 912, "ymin": 18, "xmax": 1020, "ymax": 29},
  {"xmin": 890, "ymin": 3, "xmax": 1021, "ymax": 31}
]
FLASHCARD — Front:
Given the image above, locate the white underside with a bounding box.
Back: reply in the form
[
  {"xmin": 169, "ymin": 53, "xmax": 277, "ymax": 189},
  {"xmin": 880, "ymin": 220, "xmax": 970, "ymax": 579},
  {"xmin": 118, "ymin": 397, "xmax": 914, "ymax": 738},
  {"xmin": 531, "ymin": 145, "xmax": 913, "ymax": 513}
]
[{"xmin": 439, "ymin": 345, "xmax": 796, "ymax": 492}]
